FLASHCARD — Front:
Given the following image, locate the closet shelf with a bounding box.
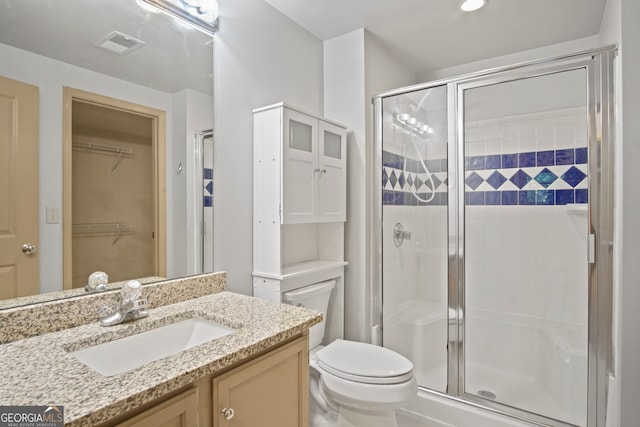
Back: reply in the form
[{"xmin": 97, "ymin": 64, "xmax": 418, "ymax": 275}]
[
  {"xmin": 72, "ymin": 222, "xmax": 133, "ymax": 244},
  {"xmin": 72, "ymin": 141, "xmax": 133, "ymax": 172},
  {"xmin": 72, "ymin": 141, "xmax": 133, "ymax": 156}
]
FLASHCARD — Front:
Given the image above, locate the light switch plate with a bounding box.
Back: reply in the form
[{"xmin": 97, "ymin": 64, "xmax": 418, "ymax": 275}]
[{"xmin": 46, "ymin": 207, "xmax": 59, "ymax": 224}]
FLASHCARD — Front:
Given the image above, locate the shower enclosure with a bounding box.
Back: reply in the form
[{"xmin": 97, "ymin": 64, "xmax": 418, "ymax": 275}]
[
  {"xmin": 373, "ymin": 47, "xmax": 615, "ymax": 427},
  {"xmin": 190, "ymin": 129, "xmax": 214, "ymax": 274}
]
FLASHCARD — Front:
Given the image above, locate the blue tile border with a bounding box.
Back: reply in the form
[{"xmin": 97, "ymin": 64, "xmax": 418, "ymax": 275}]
[{"xmin": 382, "ymin": 147, "xmax": 589, "ymax": 207}]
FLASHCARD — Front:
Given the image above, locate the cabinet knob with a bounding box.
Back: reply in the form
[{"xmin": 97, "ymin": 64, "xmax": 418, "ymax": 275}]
[
  {"xmin": 221, "ymin": 407, "xmax": 235, "ymax": 420},
  {"xmin": 314, "ymin": 168, "xmax": 327, "ymax": 174}
]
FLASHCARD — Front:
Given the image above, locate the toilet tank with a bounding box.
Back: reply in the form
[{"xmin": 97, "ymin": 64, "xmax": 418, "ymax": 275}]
[{"xmin": 282, "ymin": 280, "xmax": 336, "ymax": 349}]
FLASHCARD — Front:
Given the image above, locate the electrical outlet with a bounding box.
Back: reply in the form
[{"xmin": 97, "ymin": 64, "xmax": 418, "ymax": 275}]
[{"xmin": 46, "ymin": 207, "xmax": 59, "ymax": 224}]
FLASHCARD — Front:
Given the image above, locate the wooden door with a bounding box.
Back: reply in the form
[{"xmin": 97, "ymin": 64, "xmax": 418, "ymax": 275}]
[
  {"xmin": 213, "ymin": 336, "xmax": 309, "ymax": 427},
  {"xmin": 0, "ymin": 75, "xmax": 39, "ymax": 300}
]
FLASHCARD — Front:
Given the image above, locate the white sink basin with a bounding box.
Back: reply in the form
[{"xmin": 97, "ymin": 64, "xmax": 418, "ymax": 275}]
[{"xmin": 70, "ymin": 318, "xmax": 234, "ymax": 376}]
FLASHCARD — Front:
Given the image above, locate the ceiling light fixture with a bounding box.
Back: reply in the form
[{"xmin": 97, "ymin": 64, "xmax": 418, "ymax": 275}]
[
  {"xmin": 394, "ymin": 113, "xmax": 433, "ymax": 138},
  {"xmin": 459, "ymin": 0, "xmax": 486, "ymax": 12},
  {"xmin": 138, "ymin": 0, "xmax": 219, "ymax": 36}
]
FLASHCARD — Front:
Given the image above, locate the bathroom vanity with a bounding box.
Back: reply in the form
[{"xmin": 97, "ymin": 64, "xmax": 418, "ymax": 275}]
[
  {"xmin": 105, "ymin": 334, "xmax": 308, "ymax": 427},
  {"xmin": 0, "ymin": 273, "xmax": 320, "ymax": 426}
]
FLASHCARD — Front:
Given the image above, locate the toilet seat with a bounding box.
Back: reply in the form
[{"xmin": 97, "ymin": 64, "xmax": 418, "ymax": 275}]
[
  {"xmin": 315, "ymin": 339, "xmax": 414, "ymax": 385},
  {"xmin": 312, "ymin": 360, "xmax": 417, "ymax": 412}
]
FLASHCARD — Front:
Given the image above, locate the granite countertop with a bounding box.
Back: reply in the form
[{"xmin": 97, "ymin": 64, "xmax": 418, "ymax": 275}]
[{"xmin": 0, "ymin": 291, "xmax": 321, "ymax": 426}]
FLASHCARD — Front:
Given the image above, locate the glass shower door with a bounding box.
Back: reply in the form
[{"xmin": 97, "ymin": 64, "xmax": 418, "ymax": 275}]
[
  {"xmin": 461, "ymin": 69, "xmax": 589, "ymax": 426},
  {"xmin": 380, "ymin": 85, "xmax": 449, "ymax": 392}
]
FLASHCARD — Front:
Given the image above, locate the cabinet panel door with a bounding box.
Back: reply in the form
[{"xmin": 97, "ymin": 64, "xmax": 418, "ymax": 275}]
[
  {"xmin": 283, "ymin": 109, "xmax": 317, "ymax": 224},
  {"xmin": 213, "ymin": 336, "xmax": 309, "ymax": 427},
  {"xmin": 115, "ymin": 388, "xmax": 198, "ymax": 427},
  {"xmin": 317, "ymin": 121, "xmax": 346, "ymax": 222}
]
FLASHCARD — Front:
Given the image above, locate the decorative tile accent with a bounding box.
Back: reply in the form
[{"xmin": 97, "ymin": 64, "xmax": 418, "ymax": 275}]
[
  {"xmin": 534, "ymin": 168, "xmax": 558, "ymax": 188},
  {"xmin": 465, "ymin": 172, "xmax": 484, "ymax": 190},
  {"xmin": 398, "ymin": 172, "xmax": 406, "ymax": 189},
  {"xmin": 519, "ymin": 152, "xmax": 536, "ymax": 167},
  {"xmin": 389, "ymin": 170, "xmax": 398, "ymax": 187},
  {"xmin": 502, "ymin": 154, "xmax": 518, "ymax": 169},
  {"xmin": 382, "ymin": 147, "xmax": 589, "ymax": 206},
  {"xmin": 555, "ymin": 149, "xmax": 575, "ymax": 165},
  {"xmin": 510, "ymin": 169, "xmax": 532, "ymax": 189},
  {"xmin": 561, "ymin": 166, "xmax": 587, "ymax": 188},
  {"xmin": 486, "ymin": 171, "xmax": 507, "ymax": 190},
  {"xmin": 203, "ymin": 168, "xmax": 213, "ymax": 208},
  {"xmin": 536, "ymin": 150, "xmax": 555, "ymax": 166}
]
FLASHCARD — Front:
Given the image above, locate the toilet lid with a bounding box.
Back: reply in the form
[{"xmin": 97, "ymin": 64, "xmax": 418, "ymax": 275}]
[{"xmin": 316, "ymin": 340, "xmax": 414, "ymax": 385}]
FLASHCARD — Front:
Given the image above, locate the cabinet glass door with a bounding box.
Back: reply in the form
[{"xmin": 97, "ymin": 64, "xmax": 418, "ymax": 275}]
[
  {"xmin": 318, "ymin": 121, "xmax": 346, "ymax": 221},
  {"xmin": 282, "ymin": 108, "xmax": 318, "ymax": 223}
]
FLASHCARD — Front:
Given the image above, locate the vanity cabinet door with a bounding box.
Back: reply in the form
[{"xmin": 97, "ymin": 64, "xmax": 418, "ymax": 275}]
[
  {"xmin": 115, "ymin": 388, "xmax": 199, "ymax": 427},
  {"xmin": 213, "ymin": 335, "xmax": 309, "ymax": 427}
]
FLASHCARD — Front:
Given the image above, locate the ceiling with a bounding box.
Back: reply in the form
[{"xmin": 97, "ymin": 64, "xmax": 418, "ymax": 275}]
[
  {"xmin": 264, "ymin": 0, "xmax": 608, "ymax": 74},
  {"xmin": 0, "ymin": 0, "xmax": 607, "ymax": 93},
  {"xmin": 0, "ymin": 0, "xmax": 213, "ymax": 94}
]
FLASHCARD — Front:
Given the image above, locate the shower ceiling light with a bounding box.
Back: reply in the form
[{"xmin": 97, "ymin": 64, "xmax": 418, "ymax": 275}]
[
  {"xmin": 459, "ymin": 0, "xmax": 486, "ymax": 12},
  {"xmin": 138, "ymin": 0, "xmax": 219, "ymax": 36},
  {"xmin": 394, "ymin": 113, "xmax": 432, "ymax": 139}
]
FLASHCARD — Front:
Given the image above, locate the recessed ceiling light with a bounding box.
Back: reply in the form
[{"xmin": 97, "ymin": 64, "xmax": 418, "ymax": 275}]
[{"xmin": 459, "ymin": 0, "xmax": 486, "ymax": 12}]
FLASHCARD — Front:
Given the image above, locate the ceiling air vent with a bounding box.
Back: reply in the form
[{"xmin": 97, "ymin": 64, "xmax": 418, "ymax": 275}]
[{"xmin": 94, "ymin": 31, "xmax": 146, "ymax": 55}]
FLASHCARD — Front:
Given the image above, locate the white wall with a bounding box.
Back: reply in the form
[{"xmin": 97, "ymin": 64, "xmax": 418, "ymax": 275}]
[
  {"xmin": 323, "ymin": 29, "xmax": 367, "ymax": 342},
  {"xmin": 0, "ymin": 43, "xmax": 177, "ymax": 293},
  {"xmin": 212, "ymin": 0, "xmax": 323, "ymax": 295},
  {"xmin": 323, "ymin": 29, "xmax": 417, "ymax": 342},
  {"xmin": 610, "ymin": 0, "xmax": 640, "ymax": 424},
  {"xmin": 175, "ymin": 89, "xmax": 214, "ymax": 277},
  {"xmin": 598, "ymin": 1, "xmax": 622, "ymax": 425}
]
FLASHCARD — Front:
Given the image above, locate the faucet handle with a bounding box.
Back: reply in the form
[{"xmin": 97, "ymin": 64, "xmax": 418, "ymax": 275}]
[
  {"xmin": 86, "ymin": 271, "xmax": 109, "ymax": 292},
  {"xmin": 121, "ymin": 280, "xmax": 143, "ymax": 302}
]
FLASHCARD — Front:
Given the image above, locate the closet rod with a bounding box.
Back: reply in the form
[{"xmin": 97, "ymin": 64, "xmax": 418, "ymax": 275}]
[{"xmin": 72, "ymin": 141, "xmax": 133, "ymax": 156}]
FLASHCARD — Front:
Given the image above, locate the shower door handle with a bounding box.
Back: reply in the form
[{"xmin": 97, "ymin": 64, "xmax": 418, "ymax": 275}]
[{"xmin": 587, "ymin": 234, "xmax": 595, "ymax": 263}]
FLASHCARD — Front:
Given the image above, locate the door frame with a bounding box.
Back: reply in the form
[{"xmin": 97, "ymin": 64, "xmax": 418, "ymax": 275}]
[{"xmin": 62, "ymin": 87, "xmax": 166, "ymax": 289}]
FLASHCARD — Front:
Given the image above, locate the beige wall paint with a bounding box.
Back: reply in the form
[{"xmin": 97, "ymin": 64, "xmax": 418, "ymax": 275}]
[{"xmin": 71, "ymin": 132, "xmax": 154, "ymax": 287}]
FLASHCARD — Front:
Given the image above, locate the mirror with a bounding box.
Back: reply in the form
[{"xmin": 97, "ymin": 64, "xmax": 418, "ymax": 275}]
[{"xmin": 0, "ymin": 0, "xmax": 214, "ymax": 308}]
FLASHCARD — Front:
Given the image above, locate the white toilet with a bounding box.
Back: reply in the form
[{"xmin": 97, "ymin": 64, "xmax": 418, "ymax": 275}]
[{"xmin": 283, "ymin": 280, "xmax": 417, "ymax": 427}]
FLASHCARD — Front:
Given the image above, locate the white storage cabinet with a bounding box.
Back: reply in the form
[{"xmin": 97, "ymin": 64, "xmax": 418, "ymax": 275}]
[{"xmin": 252, "ymin": 103, "xmax": 347, "ymax": 344}]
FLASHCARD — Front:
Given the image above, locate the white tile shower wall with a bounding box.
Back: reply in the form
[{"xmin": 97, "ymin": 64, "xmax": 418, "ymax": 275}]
[
  {"xmin": 382, "ymin": 205, "xmax": 448, "ymax": 315},
  {"xmin": 465, "ymin": 107, "xmax": 589, "ymax": 326},
  {"xmin": 466, "ymin": 205, "xmax": 588, "ymax": 323},
  {"xmin": 465, "ymin": 107, "xmax": 587, "ymax": 156}
]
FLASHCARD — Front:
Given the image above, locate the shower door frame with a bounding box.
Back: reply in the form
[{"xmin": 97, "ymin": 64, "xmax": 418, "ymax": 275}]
[
  {"xmin": 372, "ymin": 46, "xmax": 616, "ymax": 427},
  {"xmin": 190, "ymin": 129, "xmax": 214, "ymax": 275}
]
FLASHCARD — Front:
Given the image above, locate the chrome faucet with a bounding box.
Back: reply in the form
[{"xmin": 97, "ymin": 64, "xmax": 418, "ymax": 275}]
[{"xmin": 99, "ymin": 280, "xmax": 149, "ymax": 327}]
